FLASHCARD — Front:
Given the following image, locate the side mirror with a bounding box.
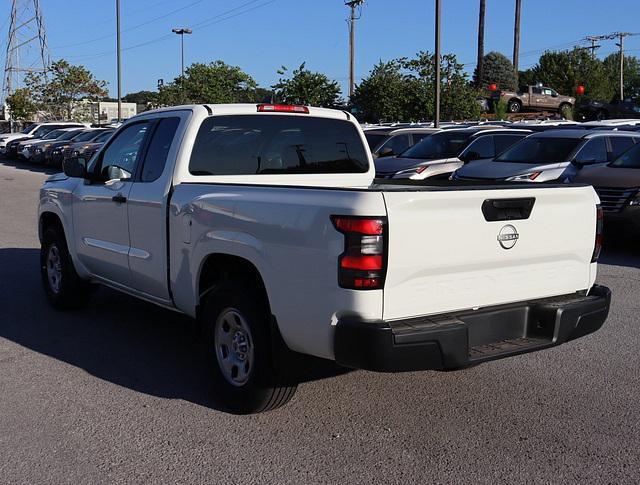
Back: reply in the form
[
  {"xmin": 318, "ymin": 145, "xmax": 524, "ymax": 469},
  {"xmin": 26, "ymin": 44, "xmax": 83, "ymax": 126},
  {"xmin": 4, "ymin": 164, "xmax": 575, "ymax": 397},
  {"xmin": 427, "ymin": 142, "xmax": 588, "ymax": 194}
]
[
  {"xmin": 461, "ymin": 151, "xmax": 480, "ymax": 163},
  {"xmin": 63, "ymin": 156, "xmax": 87, "ymax": 178},
  {"xmin": 377, "ymin": 147, "xmax": 395, "ymax": 158},
  {"xmin": 551, "ymin": 92, "xmax": 558, "ymax": 98},
  {"xmin": 571, "ymin": 158, "xmax": 596, "ymax": 169}
]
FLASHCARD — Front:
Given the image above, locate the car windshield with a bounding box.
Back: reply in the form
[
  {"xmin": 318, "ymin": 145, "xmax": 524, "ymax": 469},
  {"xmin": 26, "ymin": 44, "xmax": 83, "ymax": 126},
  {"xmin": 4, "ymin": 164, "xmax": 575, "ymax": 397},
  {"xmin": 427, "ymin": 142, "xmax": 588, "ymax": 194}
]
[
  {"xmin": 32, "ymin": 125, "xmax": 58, "ymax": 138},
  {"xmin": 94, "ymin": 131, "xmax": 114, "ymax": 143},
  {"xmin": 58, "ymin": 130, "xmax": 82, "ymax": 141},
  {"xmin": 364, "ymin": 132, "xmax": 387, "ymax": 150},
  {"xmin": 610, "ymin": 143, "xmax": 640, "ymax": 168},
  {"xmin": 42, "ymin": 130, "xmax": 66, "ymax": 140},
  {"xmin": 495, "ymin": 137, "xmax": 582, "ymax": 164},
  {"xmin": 400, "ymin": 131, "xmax": 473, "ymax": 159},
  {"xmin": 73, "ymin": 130, "xmax": 101, "ymax": 142}
]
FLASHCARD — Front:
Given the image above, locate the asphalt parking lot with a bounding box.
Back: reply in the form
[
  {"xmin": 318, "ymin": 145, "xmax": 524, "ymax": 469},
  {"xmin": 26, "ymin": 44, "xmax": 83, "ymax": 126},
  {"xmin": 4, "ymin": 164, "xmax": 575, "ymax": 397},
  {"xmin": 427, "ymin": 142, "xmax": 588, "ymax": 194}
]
[{"xmin": 1, "ymin": 159, "xmax": 639, "ymax": 484}]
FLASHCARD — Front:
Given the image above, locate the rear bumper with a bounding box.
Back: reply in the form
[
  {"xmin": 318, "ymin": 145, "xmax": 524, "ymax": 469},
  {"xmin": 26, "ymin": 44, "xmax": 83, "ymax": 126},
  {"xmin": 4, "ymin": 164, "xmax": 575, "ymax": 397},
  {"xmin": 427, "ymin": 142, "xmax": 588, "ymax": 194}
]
[{"xmin": 334, "ymin": 285, "xmax": 611, "ymax": 372}]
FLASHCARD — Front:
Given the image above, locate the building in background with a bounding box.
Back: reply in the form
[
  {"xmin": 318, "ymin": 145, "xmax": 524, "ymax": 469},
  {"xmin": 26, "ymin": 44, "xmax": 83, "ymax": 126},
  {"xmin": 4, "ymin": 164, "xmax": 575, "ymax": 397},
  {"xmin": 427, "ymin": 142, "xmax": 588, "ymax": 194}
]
[{"xmin": 92, "ymin": 101, "xmax": 137, "ymax": 124}]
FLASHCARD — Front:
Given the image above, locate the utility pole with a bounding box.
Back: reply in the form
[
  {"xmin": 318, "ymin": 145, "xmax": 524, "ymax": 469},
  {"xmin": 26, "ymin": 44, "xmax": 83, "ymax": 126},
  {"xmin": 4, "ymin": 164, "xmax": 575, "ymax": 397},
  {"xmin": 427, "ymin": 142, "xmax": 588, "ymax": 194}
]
[
  {"xmin": 172, "ymin": 28, "xmax": 193, "ymax": 103},
  {"xmin": 2, "ymin": 0, "xmax": 51, "ymax": 115},
  {"xmin": 615, "ymin": 32, "xmax": 630, "ymax": 101},
  {"xmin": 513, "ymin": 0, "xmax": 521, "ymax": 83},
  {"xmin": 116, "ymin": 0, "xmax": 122, "ymax": 122},
  {"xmin": 345, "ymin": 0, "xmax": 364, "ymax": 99},
  {"xmin": 476, "ymin": 0, "xmax": 486, "ymax": 87},
  {"xmin": 584, "ymin": 35, "xmax": 604, "ymax": 59},
  {"xmin": 434, "ymin": 0, "xmax": 441, "ymax": 128}
]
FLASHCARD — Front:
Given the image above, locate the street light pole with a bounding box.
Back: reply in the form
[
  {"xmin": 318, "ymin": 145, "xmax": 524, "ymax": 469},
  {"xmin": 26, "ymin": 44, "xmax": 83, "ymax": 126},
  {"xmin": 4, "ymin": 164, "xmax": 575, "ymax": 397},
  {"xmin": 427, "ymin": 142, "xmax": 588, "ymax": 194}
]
[
  {"xmin": 434, "ymin": 0, "xmax": 441, "ymax": 128},
  {"xmin": 116, "ymin": 0, "xmax": 122, "ymax": 122},
  {"xmin": 172, "ymin": 28, "xmax": 192, "ymax": 102}
]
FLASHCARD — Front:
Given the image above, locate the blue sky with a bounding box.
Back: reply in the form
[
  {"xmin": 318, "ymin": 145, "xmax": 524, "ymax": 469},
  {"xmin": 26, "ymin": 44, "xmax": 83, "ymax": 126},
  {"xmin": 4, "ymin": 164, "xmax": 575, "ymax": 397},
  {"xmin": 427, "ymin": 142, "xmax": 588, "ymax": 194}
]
[{"xmin": 2, "ymin": 0, "xmax": 640, "ymax": 97}]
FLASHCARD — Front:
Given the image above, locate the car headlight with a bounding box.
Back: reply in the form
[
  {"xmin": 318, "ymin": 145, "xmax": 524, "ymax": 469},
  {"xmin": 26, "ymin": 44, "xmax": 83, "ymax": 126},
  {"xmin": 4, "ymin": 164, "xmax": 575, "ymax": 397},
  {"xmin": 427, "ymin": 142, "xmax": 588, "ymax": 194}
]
[
  {"xmin": 392, "ymin": 166, "xmax": 429, "ymax": 180},
  {"xmin": 505, "ymin": 171, "xmax": 542, "ymax": 182}
]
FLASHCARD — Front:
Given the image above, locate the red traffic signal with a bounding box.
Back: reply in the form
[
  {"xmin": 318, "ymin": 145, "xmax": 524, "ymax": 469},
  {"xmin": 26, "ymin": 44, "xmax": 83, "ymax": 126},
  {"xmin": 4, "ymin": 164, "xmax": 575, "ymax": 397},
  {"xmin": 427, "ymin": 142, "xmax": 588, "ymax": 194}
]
[
  {"xmin": 488, "ymin": 83, "xmax": 498, "ymax": 92},
  {"xmin": 576, "ymin": 85, "xmax": 585, "ymax": 95}
]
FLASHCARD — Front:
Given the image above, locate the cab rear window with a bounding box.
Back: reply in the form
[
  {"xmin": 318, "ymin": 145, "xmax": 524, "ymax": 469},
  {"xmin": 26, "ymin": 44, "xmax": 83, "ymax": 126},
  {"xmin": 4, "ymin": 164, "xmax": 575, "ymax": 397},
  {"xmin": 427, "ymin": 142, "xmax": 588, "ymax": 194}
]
[{"xmin": 189, "ymin": 115, "xmax": 369, "ymax": 175}]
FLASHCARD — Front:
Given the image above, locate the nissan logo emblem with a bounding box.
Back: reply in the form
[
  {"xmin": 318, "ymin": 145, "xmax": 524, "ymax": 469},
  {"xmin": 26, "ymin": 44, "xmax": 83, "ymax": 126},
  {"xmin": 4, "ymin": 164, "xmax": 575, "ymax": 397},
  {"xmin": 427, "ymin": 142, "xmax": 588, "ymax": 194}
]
[{"xmin": 497, "ymin": 224, "xmax": 519, "ymax": 250}]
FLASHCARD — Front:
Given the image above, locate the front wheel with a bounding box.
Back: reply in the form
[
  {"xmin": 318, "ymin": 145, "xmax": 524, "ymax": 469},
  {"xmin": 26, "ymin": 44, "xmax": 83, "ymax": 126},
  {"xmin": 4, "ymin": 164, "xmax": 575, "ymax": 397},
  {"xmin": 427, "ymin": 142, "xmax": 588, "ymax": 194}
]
[
  {"xmin": 40, "ymin": 226, "xmax": 91, "ymax": 310},
  {"xmin": 508, "ymin": 100, "xmax": 522, "ymax": 113},
  {"xmin": 202, "ymin": 282, "xmax": 297, "ymax": 414}
]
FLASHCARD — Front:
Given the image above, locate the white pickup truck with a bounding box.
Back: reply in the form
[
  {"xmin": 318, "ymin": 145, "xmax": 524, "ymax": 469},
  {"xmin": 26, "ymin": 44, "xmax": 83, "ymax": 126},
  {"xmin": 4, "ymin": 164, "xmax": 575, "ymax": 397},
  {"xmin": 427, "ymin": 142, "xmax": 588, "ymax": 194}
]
[{"xmin": 39, "ymin": 104, "xmax": 611, "ymax": 414}]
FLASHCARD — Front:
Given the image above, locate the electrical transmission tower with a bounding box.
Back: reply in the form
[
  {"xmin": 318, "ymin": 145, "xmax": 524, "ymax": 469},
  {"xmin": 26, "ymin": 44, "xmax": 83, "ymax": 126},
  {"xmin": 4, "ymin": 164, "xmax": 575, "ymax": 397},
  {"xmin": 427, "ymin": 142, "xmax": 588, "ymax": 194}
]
[{"xmin": 2, "ymin": 0, "xmax": 51, "ymax": 103}]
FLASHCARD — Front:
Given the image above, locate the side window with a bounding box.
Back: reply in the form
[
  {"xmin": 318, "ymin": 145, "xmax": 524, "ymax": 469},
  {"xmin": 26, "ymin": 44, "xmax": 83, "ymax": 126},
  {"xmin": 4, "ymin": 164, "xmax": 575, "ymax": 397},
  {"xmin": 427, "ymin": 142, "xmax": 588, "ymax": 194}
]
[
  {"xmin": 97, "ymin": 122, "xmax": 151, "ymax": 181},
  {"xmin": 380, "ymin": 134, "xmax": 410, "ymax": 155},
  {"xmin": 495, "ymin": 134, "xmax": 526, "ymax": 154},
  {"xmin": 608, "ymin": 137, "xmax": 636, "ymax": 161},
  {"xmin": 464, "ymin": 135, "xmax": 495, "ymax": 159},
  {"xmin": 576, "ymin": 138, "xmax": 608, "ymax": 164},
  {"xmin": 542, "ymin": 88, "xmax": 553, "ymax": 96},
  {"xmin": 532, "ymin": 87, "xmax": 542, "ymax": 95},
  {"xmin": 140, "ymin": 117, "xmax": 180, "ymax": 182}
]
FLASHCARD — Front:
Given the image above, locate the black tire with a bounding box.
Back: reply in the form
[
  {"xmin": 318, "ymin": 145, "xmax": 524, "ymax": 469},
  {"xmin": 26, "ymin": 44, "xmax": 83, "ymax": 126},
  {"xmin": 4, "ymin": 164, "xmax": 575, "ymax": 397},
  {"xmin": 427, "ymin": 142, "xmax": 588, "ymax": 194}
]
[
  {"xmin": 201, "ymin": 280, "xmax": 297, "ymax": 414},
  {"xmin": 40, "ymin": 226, "xmax": 91, "ymax": 310},
  {"xmin": 508, "ymin": 99, "xmax": 522, "ymax": 113}
]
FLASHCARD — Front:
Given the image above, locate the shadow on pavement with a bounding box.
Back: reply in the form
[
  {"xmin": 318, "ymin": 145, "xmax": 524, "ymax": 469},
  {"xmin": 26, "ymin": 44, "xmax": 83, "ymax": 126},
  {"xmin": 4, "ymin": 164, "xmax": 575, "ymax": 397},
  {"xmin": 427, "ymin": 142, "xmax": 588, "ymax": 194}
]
[
  {"xmin": 0, "ymin": 157, "xmax": 60, "ymax": 175},
  {"xmin": 0, "ymin": 248, "xmax": 350, "ymax": 411},
  {"xmin": 600, "ymin": 223, "xmax": 640, "ymax": 269}
]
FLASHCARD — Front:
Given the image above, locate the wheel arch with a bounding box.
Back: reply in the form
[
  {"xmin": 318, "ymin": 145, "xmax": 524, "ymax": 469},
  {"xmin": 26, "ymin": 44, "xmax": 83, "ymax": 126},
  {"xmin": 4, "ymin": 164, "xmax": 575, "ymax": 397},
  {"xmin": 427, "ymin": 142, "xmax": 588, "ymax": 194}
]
[
  {"xmin": 196, "ymin": 253, "xmax": 271, "ymax": 318},
  {"xmin": 39, "ymin": 211, "xmax": 64, "ymax": 243}
]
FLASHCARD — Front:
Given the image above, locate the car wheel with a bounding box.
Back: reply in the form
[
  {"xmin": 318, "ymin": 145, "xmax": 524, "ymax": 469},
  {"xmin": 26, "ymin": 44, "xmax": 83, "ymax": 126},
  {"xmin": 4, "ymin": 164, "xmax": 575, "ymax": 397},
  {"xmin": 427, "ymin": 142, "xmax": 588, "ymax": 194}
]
[
  {"xmin": 508, "ymin": 100, "xmax": 522, "ymax": 113},
  {"xmin": 202, "ymin": 280, "xmax": 297, "ymax": 414},
  {"xmin": 40, "ymin": 226, "xmax": 91, "ymax": 310}
]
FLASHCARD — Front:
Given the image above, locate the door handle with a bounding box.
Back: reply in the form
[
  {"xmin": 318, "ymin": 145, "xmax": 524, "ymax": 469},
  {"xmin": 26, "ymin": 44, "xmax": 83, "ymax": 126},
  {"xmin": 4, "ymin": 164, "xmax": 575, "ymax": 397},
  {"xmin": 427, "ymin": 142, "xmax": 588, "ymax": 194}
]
[{"xmin": 112, "ymin": 195, "xmax": 127, "ymax": 204}]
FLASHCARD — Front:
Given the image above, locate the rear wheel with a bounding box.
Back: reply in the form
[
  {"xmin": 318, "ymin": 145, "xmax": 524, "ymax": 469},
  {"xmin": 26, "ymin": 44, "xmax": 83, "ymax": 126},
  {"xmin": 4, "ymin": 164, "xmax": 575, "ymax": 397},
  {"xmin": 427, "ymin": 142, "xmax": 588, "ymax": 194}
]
[
  {"xmin": 508, "ymin": 99, "xmax": 522, "ymax": 113},
  {"xmin": 40, "ymin": 226, "xmax": 91, "ymax": 310},
  {"xmin": 202, "ymin": 281, "xmax": 297, "ymax": 414}
]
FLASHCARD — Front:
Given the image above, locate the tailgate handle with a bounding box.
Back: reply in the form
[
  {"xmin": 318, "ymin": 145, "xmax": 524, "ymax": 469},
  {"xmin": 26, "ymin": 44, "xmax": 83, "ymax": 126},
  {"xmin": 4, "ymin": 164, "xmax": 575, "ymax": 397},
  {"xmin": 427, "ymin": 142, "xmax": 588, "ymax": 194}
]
[{"xmin": 482, "ymin": 197, "xmax": 535, "ymax": 221}]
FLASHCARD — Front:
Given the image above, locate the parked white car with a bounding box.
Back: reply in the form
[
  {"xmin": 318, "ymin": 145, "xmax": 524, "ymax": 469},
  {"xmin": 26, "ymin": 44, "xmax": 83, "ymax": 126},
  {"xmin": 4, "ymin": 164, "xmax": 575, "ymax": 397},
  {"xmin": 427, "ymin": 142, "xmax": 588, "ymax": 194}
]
[
  {"xmin": 0, "ymin": 122, "xmax": 86, "ymax": 154},
  {"xmin": 376, "ymin": 127, "xmax": 531, "ymax": 180},
  {"xmin": 453, "ymin": 130, "xmax": 640, "ymax": 182},
  {"xmin": 39, "ymin": 103, "xmax": 610, "ymax": 413}
]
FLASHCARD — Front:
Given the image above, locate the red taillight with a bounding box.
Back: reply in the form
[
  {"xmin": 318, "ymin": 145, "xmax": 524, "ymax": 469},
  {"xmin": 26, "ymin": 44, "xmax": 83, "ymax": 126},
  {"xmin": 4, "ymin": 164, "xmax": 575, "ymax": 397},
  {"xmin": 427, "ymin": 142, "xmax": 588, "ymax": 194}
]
[
  {"xmin": 592, "ymin": 204, "xmax": 603, "ymax": 262},
  {"xmin": 340, "ymin": 255, "xmax": 383, "ymax": 271},
  {"xmin": 257, "ymin": 104, "xmax": 309, "ymax": 113},
  {"xmin": 332, "ymin": 217, "xmax": 383, "ymax": 235},
  {"xmin": 332, "ymin": 216, "xmax": 387, "ymax": 290}
]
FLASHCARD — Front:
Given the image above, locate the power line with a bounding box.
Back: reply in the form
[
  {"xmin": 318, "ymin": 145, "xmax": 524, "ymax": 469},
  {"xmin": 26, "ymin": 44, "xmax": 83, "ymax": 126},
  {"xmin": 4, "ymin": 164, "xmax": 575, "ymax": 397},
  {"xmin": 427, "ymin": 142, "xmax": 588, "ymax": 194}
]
[
  {"xmin": 52, "ymin": 0, "xmax": 205, "ymax": 50},
  {"xmin": 65, "ymin": 0, "xmax": 275, "ymax": 63}
]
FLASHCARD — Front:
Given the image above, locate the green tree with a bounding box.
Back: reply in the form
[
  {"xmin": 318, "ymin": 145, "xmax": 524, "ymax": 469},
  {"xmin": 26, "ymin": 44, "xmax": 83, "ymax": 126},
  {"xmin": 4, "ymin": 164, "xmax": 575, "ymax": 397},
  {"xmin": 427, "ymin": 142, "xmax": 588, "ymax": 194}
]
[
  {"xmin": 603, "ymin": 53, "xmax": 640, "ymax": 100},
  {"xmin": 351, "ymin": 52, "xmax": 480, "ymax": 122},
  {"xmin": 123, "ymin": 90, "xmax": 159, "ymax": 106},
  {"xmin": 6, "ymin": 88, "xmax": 36, "ymax": 121},
  {"xmin": 272, "ymin": 62, "xmax": 342, "ymax": 107},
  {"xmin": 526, "ymin": 48, "xmax": 612, "ymax": 101},
  {"xmin": 350, "ymin": 60, "xmax": 409, "ymax": 122},
  {"xmin": 158, "ymin": 60, "xmax": 257, "ymax": 106},
  {"xmin": 473, "ymin": 51, "xmax": 517, "ymax": 91},
  {"xmin": 25, "ymin": 59, "xmax": 108, "ymax": 120}
]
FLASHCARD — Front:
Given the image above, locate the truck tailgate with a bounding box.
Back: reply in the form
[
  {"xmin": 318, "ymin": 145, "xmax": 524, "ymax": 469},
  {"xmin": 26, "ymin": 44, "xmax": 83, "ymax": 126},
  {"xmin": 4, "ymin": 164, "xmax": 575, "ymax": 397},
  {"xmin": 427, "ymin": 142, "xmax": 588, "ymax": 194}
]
[{"xmin": 381, "ymin": 185, "xmax": 598, "ymax": 321}]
